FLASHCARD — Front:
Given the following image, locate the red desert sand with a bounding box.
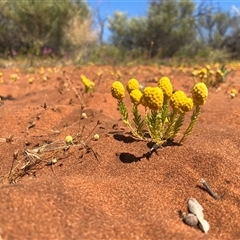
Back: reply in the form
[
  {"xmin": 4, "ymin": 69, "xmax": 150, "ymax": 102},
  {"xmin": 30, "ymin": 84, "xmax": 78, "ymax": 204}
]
[{"xmin": 0, "ymin": 65, "xmax": 239, "ymax": 239}]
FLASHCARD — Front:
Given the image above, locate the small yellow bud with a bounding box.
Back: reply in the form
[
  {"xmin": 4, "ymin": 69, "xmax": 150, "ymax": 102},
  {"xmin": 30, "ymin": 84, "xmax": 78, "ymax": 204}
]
[
  {"xmin": 28, "ymin": 77, "xmax": 35, "ymax": 84},
  {"xmin": 81, "ymin": 112, "xmax": 87, "ymax": 119},
  {"xmin": 10, "ymin": 74, "xmax": 18, "ymax": 82},
  {"xmin": 231, "ymin": 88, "xmax": 237, "ymax": 95},
  {"xmin": 65, "ymin": 135, "xmax": 73, "ymax": 144},
  {"xmin": 93, "ymin": 134, "xmax": 100, "ymax": 140}
]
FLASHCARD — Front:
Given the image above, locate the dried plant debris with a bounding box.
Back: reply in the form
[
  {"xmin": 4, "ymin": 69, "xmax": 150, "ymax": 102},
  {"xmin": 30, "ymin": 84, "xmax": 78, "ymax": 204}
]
[
  {"xmin": 201, "ymin": 178, "xmax": 222, "ymax": 200},
  {"xmin": 183, "ymin": 198, "xmax": 210, "ymax": 233}
]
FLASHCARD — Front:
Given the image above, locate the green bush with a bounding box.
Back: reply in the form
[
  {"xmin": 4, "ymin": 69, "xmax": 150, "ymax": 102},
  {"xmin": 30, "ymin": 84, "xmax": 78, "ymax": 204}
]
[{"xmin": 0, "ymin": 0, "xmax": 95, "ymax": 59}]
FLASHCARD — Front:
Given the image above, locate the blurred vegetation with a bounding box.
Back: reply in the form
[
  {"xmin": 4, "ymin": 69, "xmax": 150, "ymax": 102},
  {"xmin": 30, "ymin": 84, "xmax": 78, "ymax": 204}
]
[
  {"xmin": 1, "ymin": 0, "xmax": 240, "ymax": 66},
  {"xmin": 0, "ymin": 0, "xmax": 96, "ymax": 61}
]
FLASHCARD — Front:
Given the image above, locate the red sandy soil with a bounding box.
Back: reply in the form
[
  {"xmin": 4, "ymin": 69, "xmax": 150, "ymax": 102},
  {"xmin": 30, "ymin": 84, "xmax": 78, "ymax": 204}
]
[{"xmin": 0, "ymin": 64, "xmax": 239, "ymax": 240}]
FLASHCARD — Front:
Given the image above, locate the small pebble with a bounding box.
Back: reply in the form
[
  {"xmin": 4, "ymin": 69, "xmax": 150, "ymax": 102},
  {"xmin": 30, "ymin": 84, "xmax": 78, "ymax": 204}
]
[{"xmin": 183, "ymin": 213, "xmax": 198, "ymax": 227}]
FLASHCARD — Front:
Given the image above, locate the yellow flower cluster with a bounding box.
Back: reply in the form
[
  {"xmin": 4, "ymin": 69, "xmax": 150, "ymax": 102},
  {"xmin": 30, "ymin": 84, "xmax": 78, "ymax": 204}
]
[
  {"xmin": 111, "ymin": 81, "xmax": 125, "ymax": 100},
  {"xmin": 130, "ymin": 89, "xmax": 142, "ymax": 105},
  {"xmin": 111, "ymin": 76, "xmax": 209, "ymax": 146},
  {"xmin": 158, "ymin": 77, "xmax": 173, "ymax": 99},
  {"xmin": 142, "ymin": 87, "xmax": 164, "ymax": 110},
  {"xmin": 170, "ymin": 90, "xmax": 193, "ymax": 113},
  {"xmin": 80, "ymin": 74, "xmax": 95, "ymax": 92},
  {"xmin": 126, "ymin": 78, "xmax": 139, "ymax": 93},
  {"xmin": 192, "ymin": 64, "xmax": 231, "ymax": 87},
  {"xmin": 192, "ymin": 82, "xmax": 208, "ymax": 105}
]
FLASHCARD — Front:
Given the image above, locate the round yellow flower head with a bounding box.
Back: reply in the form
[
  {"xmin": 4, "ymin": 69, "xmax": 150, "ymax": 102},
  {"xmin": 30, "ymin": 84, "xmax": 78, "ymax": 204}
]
[
  {"xmin": 170, "ymin": 90, "xmax": 187, "ymax": 113},
  {"xmin": 28, "ymin": 77, "xmax": 35, "ymax": 84},
  {"xmin": 231, "ymin": 88, "xmax": 237, "ymax": 95},
  {"xmin": 126, "ymin": 78, "xmax": 139, "ymax": 93},
  {"xmin": 158, "ymin": 76, "xmax": 173, "ymax": 99},
  {"xmin": 111, "ymin": 81, "xmax": 125, "ymax": 100},
  {"xmin": 231, "ymin": 88, "xmax": 238, "ymax": 99},
  {"xmin": 130, "ymin": 89, "xmax": 142, "ymax": 105},
  {"xmin": 199, "ymin": 68, "xmax": 207, "ymax": 79},
  {"xmin": 192, "ymin": 82, "xmax": 208, "ymax": 105},
  {"xmin": 181, "ymin": 97, "xmax": 194, "ymax": 112},
  {"xmin": 10, "ymin": 74, "xmax": 18, "ymax": 82},
  {"xmin": 142, "ymin": 87, "xmax": 163, "ymax": 110},
  {"xmin": 65, "ymin": 135, "xmax": 73, "ymax": 144}
]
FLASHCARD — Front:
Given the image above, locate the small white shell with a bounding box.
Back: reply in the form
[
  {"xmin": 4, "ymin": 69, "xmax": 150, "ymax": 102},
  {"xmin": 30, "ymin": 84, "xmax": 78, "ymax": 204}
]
[
  {"xmin": 199, "ymin": 219, "xmax": 210, "ymax": 233},
  {"xmin": 187, "ymin": 198, "xmax": 210, "ymax": 233},
  {"xmin": 188, "ymin": 198, "xmax": 204, "ymax": 221}
]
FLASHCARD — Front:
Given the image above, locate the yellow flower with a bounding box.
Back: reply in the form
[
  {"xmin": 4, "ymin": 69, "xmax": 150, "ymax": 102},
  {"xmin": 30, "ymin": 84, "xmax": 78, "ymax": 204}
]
[
  {"xmin": 199, "ymin": 68, "xmax": 207, "ymax": 79},
  {"xmin": 158, "ymin": 77, "xmax": 173, "ymax": 99},
  {"xmin": 216, "ymin": 69, "xmax": 224, "ymax": 76},
  {"xmin": 130, "ymin": 89, "xmax": 142, "ymax": 105},
  {"xmin": 0, "ymin": 72, "xmax": 3, "ymax": 83},
  {"xmin": 231, "ymin": 88, "xmax": 237, "ymax": 95},
  {"xmin": 126, "ymin": 78, "xmax": 139, "ymax": 93},
  {"xmin": 206, "ymin": 65, "xmax": 211, "ymax": 70},
  {"xmin": 216, "ymin": 69, "xmax": 224, "ymax": 82},
  {"xmin": 39, "ymin": 67, "xmax": 45, "ymax": 75},
  {"xmin": 65, "ymin": 135, "xmax": 73, "ymax": 144},
  {"xmin": 142, "ymin": 87, "xmax": 163, "ymax": 110},
  {"xmin": 47, "ymin": 68, "xmax": 53, "ymax": 74},
  {"xmin": 80, "ymin": 74, "xmax": 95, "ymax": 91},
  {"xmin": 192, "ymin": 82, "xmax": 208, "ymax": 105},
  {"xmin": 170, "ymin": 90, "xmax": 187, "ymax": 113},
  {"xmin": 28, "ymin": 77, "xmax": 35, "ymax": 84},
  {"xmin": 231, "ymin": 88, "xmax": 238, "ymax": 99},
  {"xmin": 10, "ymin": 74, "xmax": 18, "ymax": 82},
  {"xmin": 181, "ymin": 97, "xmax": 194, "ymax": 112},
  {"xmin": 192, "ymin": 70, "xmax": 200, "ymax": 77},
  {"xmin": 111, "ymin": 81, "xmax": 125, "ymax": 100}
]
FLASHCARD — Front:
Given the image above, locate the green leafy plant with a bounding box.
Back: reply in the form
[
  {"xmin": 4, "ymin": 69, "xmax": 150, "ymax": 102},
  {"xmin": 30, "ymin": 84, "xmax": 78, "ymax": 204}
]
[{"xmin": 111, "ymin": 77, "xmax": 208, "ymax": 147}]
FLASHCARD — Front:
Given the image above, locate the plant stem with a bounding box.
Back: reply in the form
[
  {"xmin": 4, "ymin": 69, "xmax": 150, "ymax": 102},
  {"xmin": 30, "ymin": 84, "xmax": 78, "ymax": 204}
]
[
  {"xmin": 132, "ymin": 104, "xmax": 145, "ymax": 138},
  {"xmin": 118, "ymin": 100, "xmax": 144, "ymax": 140},
  {"xmin": 179, "ymin": 105, "xmax": 201, "ymax": 144}
]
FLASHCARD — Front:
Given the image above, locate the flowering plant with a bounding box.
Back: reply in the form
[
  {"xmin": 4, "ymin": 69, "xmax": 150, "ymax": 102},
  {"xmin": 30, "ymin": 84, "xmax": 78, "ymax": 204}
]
[
  {"xmin": 80, "ymin": 74, "xmax": 95, "ymax": 93},
  {"xmin": 192, "ymin": 64, "xmax": 231, "ymax": 87},
  {"xmin": 111, "ymin": 77, "xmax": 208, "ymax": 147}
]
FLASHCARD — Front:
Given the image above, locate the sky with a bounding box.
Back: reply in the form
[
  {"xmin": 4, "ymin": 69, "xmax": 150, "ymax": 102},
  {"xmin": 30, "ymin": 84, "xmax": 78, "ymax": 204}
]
[{"xmin": 87, "ymin": 1, "xmax": 240, "ymax": 42}]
